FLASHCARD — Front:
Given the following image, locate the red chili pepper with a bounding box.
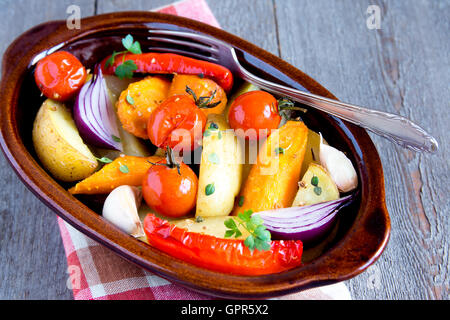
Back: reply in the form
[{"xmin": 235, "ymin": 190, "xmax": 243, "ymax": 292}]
[
  {"xmin": 143, "ymin": 214, "xmax": 303, "ymax": 275},
  {"xmin": 101, "ymin": 52, "xmax": 234, "ymax": 93}
]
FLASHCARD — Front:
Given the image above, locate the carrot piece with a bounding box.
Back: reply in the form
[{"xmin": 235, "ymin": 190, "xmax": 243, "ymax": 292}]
[
  {"xmin": 232, "ymin": 120, "xmax": 308, "ymax": 215},
  {"xmin": 68, "ymin": 155, "xmax": 163, "ymax": 195}
]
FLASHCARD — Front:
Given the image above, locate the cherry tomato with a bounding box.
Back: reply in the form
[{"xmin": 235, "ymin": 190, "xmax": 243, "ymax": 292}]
[
  {"xmin": 147, "ymin": 95, "xmax": 207, "ymax": 152},
  {"xmin": 34, "ymin": 51, "xmax": 87, "ymax": 102},
  {"xmin": 142, "ymin": 150, "xmax": 198, "ymax": 218},
  {"xmin": 228, "ymin": 90, "xmax": 281, "ymax": 140},
  {"xmin": 168, "ymin": 74, "xmax": 227, "ymax": 117}
]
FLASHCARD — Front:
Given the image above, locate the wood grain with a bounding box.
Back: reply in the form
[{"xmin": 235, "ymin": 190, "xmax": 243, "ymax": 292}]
[
  {"xmin": 0, "ymin": 0, "xmax": 447, "ymax": 300},
  {"xmin": 0, "ymin": 0, "xmax": 95, "ymax": 300},
  {"xmin": 274, "ymin": 0, "xmax": 449, "ymax": 299}
]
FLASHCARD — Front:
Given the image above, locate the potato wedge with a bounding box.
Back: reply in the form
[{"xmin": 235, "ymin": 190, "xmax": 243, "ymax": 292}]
[
  {"xmin": 292, "ymin": 163, "xmax": 339, "ymax": 206},
  {"xmin": 32, "ymin": 99, "xmax": 98, "ymax": 182},
  {"xmin": 300, "ymin": 129, "xmax": 326, "ymax": 177},
  {"xmin": 173, "ymin": 216, "xmax": 249, "ymax": 239},
  {"xmin": 196, "ymin": 114, "xmax": 243, "ymax": 217}
]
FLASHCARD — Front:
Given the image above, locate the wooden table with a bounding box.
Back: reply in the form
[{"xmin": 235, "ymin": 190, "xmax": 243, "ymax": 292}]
[{"xmin": 0, "ymin": 0, "xmax": 447, "ymax": 300}]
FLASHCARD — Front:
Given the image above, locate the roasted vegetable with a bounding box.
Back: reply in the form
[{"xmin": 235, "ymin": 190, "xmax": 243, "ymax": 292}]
[
  {"xmin": 143, "ymin": 213, "xmax": 303, "ymax": 275},
  {"xmin": 116, "ymin": 76, "xmax": 170, "ymax": 139},
  {"xmin": 32, "ymin": 99, "xmax": 98, "ymax": 182},
  {"xmin": 233, "ymin": 120, "xmax": 308, "ymax": 214},
  {"xmin": 69, "ymin": 155, "xmax": 163, "ymax": 194},
  {"xmin": 101, "ymin": 52, "xmax": 234, "ymax": 93},
  {"xmin": 173, "ymin": 216, "xmax": 250, "ymax": 239},
  {"xmin": 292, "ymin": 163, "xmax": 340, "ymax": 207},
  {"xmin": 196, "ymin": 114, "xmax": 243, "ymax": 217},
  {"xmin": 142, "ymin": 148, "xmax": 198, "ymax": 218},
  {"xmin": 168, "ymin": 74, "xmax": 227, "ymax": 117},
  {"xmin": 34, "ymin": 51, "xmax": 87, "ymax": 102},
  {"xmin": 300, "ymin": 129, "xmax": 325, "ymax": 177}
]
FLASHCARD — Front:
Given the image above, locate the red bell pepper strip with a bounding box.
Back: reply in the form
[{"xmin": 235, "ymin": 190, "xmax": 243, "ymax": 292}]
[
  {"xmin": 101, "ymin": 52, "xmax": 234, "ymax": 93},
  {"xmin": 143, "ymin": 213, "xmax": 303, "ymax": 275}
]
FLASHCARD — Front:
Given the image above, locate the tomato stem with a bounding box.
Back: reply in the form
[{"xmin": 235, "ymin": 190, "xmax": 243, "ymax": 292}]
[
  {"xmin": 147, "ymin": 147, "xmax": 181, "ymax": 175},
  {"xmin": 276, "ymin": 97, "xmax": 307, "ymax": 123},
  {"xmin": 277, "ymin": 98, "xmax": 307, "ymax": 113},
  {"xmin": 185, "ymin": 85, "xmax": 221, "ymax": 109}
]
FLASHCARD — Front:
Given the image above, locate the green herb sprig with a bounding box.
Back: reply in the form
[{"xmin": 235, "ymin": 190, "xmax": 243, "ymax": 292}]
[
  {"xmin": 224, "ymin": 210, "xmax": 271, "ymax": 252},
  {"xmin": 185, "ymin": 85, "xmax": 221, "ymax": 109},
  {"xmin": 96, "ymin": 157, "xmax": 113, "ymax": 164},
  {"xmin": 105, "ymin": 34, "xmax": 142, "ymax": 79},
  {"xmin": 119, "ymin": 164, "xmax": 129, "ymax": 174}
]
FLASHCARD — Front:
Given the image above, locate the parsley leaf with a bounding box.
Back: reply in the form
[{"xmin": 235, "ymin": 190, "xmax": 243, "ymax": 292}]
[
  {"xmin": 208, "ymin": 152, "xmax": 220, "ymax": 164},
  {"xmin": 96, "ymin": 157, "xmax": 113, "ymax": 164},
  {"xmin": 274, "ymin": 147, "xmax": 285, "ymax": 155},
  {"xmin": 126, "ymin": 94, "xmax": 135, "ymax": 105},
  {"xmin": 122, "ymin": 34, "xmax": 142, "ymax": 54},
  {"xmin": 314, "ymin": 186, "xmax": 322, "ymax": 195},
  {"xmin": 119, "ymin": 164, "xmax": 129, "ymax": 174},
  {"xmin": 205, "ymin": 183, "xmax": 215, "ymax": 196},
  {"xmin": 129, "ymin": 41, "xmax": 142, "ymax": 54},
  {"xmin": 106, "ymin": 34, "xmax": 142, "ymax": 77},
  {"xmin": 115, "ymin": 60, "xmax": 138, "ymax": 79},
  {"xmin": 111, "ymin": 135, "xmax": 121, "ymax": 142},
  {"xmin": 238, "ymin": 196, "xmax": 244, "ymax": 207},
  {"xmin": 105, "ymin": 51, "xmax": 120, "ymax": 68},
  {"xmin": 224, "ymin": 209, "xmax": 271, "ymax": 252}
]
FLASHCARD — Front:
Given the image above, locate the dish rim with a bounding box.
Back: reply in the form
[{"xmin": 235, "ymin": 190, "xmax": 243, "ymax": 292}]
[{"xmin": 0, "ymin": 11, "xmax": 390, "ymax": 298}]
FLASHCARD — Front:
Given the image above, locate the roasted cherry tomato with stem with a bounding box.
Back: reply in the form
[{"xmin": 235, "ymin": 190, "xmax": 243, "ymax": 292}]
[
  {"xmin": 34, "ymin": 51, "xmax": 87, "ymax": 102},
  {"xmin": 142, "ymin": 147, "xmax": 198, "ymax": 218},
  {"xmin": 228, "ymin": 90, "xmax": 305, "ymax": 141},
  {"xmin": 168, "ymin": 74, "xmax": 227, "ymax": 117},
  {"xmin": 147, "ymin": 95, "xmax": 207, "ymax": 152}
]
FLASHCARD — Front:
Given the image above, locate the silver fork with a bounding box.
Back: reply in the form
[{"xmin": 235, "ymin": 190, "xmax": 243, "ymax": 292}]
[{"xmin": 148, "ymin": 29, "xmax": 438, "ymax": 153}]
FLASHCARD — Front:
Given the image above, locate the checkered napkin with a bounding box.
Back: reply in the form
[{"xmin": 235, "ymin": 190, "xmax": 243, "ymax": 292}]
[{"xmin": 57, "ymin": 0, "xmax": 352, "ymax": 300}]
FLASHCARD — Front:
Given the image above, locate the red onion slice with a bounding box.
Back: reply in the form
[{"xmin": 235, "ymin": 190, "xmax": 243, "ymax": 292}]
[
  {"xmin": 253, "ymin": 193, "xmax": 356, "ymax": 244},
  {"xmin": 74, "ymin": 65, "xmax": 123, "ymax": 151}
]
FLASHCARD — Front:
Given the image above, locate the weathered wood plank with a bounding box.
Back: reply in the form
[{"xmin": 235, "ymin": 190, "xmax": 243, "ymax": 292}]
[
  {"xmin": 96, "ymin": 0, "xmax": 171, "ymax": 13},
  {"xmin": 274, "ymin": 0, "xmax": 449, "ymax": 299},
  {"xmin": 0, "ymin": 0, "xmax": 447, "ymax": 300},
  {"xmin": 0, "ymin": 0, "xmax": 96, "ymax": 300},
  {"xmin": 97, "ymin": 0, "xmax": 279, "ymax": 55},
  {"xmin": 207, "ymin": 0, "xmax": 279, "ymax": 56}
]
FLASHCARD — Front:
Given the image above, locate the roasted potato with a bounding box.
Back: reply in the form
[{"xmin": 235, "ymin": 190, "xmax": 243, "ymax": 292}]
[
  {"xmin": 196, "ymin": 114, "xmax": 243, "ymax": 217},
  {"xmin": 300, "ymin": 129, "xmax": 328, "ymax": 177},
  {"xmin": 32, "ymin": 99, "xmax": 98, "ymax": 182},
  {"xmin": 173, "ymin": 216, "xmax": 249, "ymax": 239},
  {"xmin": 292, "ymin": 163, "xmax": 339, "ymax": 207}
]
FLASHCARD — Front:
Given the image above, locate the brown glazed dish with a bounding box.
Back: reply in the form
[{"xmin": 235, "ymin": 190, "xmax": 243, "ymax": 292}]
[{"xmin": 0, "ymin": 12, "xmax": 390, "ymax": 298}]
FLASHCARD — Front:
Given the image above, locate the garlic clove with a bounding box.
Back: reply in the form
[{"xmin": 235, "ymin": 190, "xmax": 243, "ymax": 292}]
[
  {"xmin": 102, "ymin": 185, "xmax": 145, "ymax": 238},
  {"xmin": 319, "ymin": 133, "xmax": 358, "ymax": 193}
]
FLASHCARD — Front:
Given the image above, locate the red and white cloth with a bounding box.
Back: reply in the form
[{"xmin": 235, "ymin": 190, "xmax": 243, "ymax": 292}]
[{"xmin": 57, "ymin": 0, "xmax": 352, "ymax": 300}]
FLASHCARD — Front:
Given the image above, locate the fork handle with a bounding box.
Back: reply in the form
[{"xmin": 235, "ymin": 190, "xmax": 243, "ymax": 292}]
[{"xmin": 241, "ymin": 72, "xmax": 438, "ymax": 153}]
